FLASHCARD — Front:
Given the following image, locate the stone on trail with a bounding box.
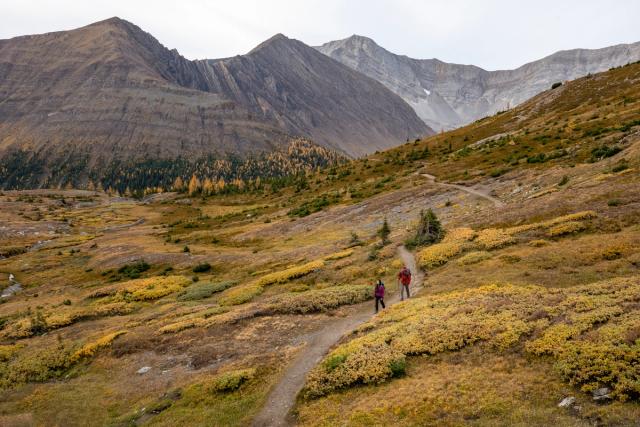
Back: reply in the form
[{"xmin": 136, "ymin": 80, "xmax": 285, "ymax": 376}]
[{"xmin": 137, "ymin": 366, "xmax": 152, "ymax": 374}]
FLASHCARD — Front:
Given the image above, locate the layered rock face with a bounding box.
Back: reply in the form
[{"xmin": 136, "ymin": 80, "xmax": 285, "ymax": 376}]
[
  {"xmin": 0, "ymin": 18, "xmax": 290, "ymax": 166},
  {"xmin": 0, "ymin": 18, "xmax": 430, "ymax": 188},
  {"xmin": 317, "ymin": 36, "xmax": 640, "ymax": 130}
]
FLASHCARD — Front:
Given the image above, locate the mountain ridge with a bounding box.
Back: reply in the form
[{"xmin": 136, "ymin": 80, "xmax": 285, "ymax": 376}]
[
  {"xmin": 0, "ymin": 18, "xmax": 430, "ymax": 190},
  {"xmin": 317, "ymin": 35, "xmax": 640, "ymax": 131}
]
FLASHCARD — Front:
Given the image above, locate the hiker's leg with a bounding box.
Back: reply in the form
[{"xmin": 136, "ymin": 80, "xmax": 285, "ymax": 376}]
[
  {"xmin": 375, "ymin": 297, "xmax": 379, "ymax": 313},
  {"xmin": 380, "ymin": 298, "xmax": 385, "ymax": 309},
  {"xmin": 406, "ymin": 284, "xmax": 410, "ymax": 298}
]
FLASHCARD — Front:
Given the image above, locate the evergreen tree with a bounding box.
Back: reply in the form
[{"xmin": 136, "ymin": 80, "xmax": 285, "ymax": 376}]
[
  {"xmin": 378, "ymin": 218, "xmax": 391, "ymax": 245},
  {"xmin": 406, "ymin": 209, "xmax": 443, "ymax": 248}
]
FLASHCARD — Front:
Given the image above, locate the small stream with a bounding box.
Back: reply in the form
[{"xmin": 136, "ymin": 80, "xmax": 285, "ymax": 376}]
[{"xmin": 1, "ymin": 274, "xmax": 22, "ymax": 298}]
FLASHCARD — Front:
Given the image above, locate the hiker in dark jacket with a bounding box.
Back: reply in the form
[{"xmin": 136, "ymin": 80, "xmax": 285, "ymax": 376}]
[
  {"xmin": 397, "ymin": 266, "xmax": 412, "ymax": 301},
  {"xmin": 374, "ymin": 279, "xmax": 386, "ymax": 313}
]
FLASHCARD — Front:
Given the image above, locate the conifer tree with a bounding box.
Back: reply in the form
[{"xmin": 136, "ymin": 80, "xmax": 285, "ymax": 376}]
[{"xmin": 378, "ymin": 218, "xmax": 391, "ymax": 245}]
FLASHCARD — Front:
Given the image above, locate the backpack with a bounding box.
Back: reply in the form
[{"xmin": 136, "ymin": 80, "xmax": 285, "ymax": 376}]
[
  {"xmin": 400, "ymin": 268, "xmax": 411, "ymax": 284},
  {"xmin": 375, "ymin": 282, "xmax": 385, "ymax": 297}
]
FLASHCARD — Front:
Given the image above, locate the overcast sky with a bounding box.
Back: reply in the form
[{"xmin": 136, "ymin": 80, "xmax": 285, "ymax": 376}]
[{"xmin": 2, "ymin": 0, "xmax": 639, "ymax": 70}]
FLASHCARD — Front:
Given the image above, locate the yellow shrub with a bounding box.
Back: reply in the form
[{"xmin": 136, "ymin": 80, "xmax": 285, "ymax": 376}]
[
  {"xmin": 88, "ymin": 276, "xmax": 192, "ymax": 301},
  {"xmin": 159, "ymin": 317, "xmax": 207, "ymax": 334},
  {"xmin": 324, "ymin": 249, "xmax": 354, "ymax": 261},
  {"xmin": 0, "ymin": 344, "xmax": 23, "ymax": 362},
  {"xmin": 303, "ymin": 277, "xmax": 640, "ymax": 401},
  {"xmin": 266, "ymin": 284, "xmax": 371, "ymax": 314},
  {"xmin": 548, "ymin": 221, "xmax": 586, "ymax": 237},
  {"xmin": 3, "ymin": 302, "xmax": 134, "ymax": 339},
  {"xmin": 219, "ymin": 283, "xmax": 264, "ymax": 306},
  {"xmin": 443, "ymin": 227, "xmax": 476, "ymax": 243},
  {"xmin": 254, "ymin": 260, "xmax": 324, "ymax": 287},
  {"xmin": 70, "ymin": 331, "xmax": 126, "ymax": 362},
  {"xmin": 418, "ymin": 242, "xmax": 464, "ymax": 268},
  {"xmin": 475, "ymin": 229, "xmax": 516, "ymax": 249},
  {"xmin": 528, "ymin": 239, "xmax": 549, "ymax": 247},
  {"xmin": 124, "ymin": 276, "xmax": 192, "ymax": 301},
  {"xmin": 390, "ymin": 259, "xmax": 403, "ymax": 269},
  {"xmin": 456, "ymin": 251, "xmax": 492, "ymax": 266},
  {"xmin": 209, "ymin": 368, "xmax": 256, "ymax": 392},
  {"xmin": 158, "ymin": 306, "xmax": 229, "ymax": 334},
  {"xmin": 506, "ymin": 211, "xmax": 597, "ymax": 235}
]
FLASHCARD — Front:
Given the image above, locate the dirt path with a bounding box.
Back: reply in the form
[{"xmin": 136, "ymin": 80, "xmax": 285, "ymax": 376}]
[
  {"xmin": 252, "ymin": 246, "xmax": 422, "ymax": 427},
  {"xmin": 101, "ymin": 218, "xmax": 145, "ymax": 232},
  {"xmin": 421, "ymin": 173, "xmax": 505, "ymax": 207}
]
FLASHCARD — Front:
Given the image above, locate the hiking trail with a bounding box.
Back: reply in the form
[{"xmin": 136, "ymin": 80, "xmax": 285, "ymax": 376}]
[
  {"xmin": 252, "ymin": 245, "xmax": 422, "ymax": 427},
  {"xmin": 421, "ymin": 173, "xmax": 505, "ymax": 207}
]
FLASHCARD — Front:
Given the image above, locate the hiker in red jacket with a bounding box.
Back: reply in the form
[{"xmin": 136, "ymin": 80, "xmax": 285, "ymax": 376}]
[
  {"xmin": 398, "ymin": 266, "xmax": 412, "ymax": 301},
  {"xmin": 374, "ymin": 279, "xmax": 386, "ymax": 313}
]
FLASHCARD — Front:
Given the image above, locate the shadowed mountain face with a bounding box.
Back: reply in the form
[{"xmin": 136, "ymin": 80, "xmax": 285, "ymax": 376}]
[
  {"xmin": 317, "ymin": 35, "xmax": 640, "ymax": 131},
  {"xmin": 195, "ymin": 34, "xmax": 431, "ymax": 157},
  {"xmin": 0, "ymin": 18, "xmax": 430, "ymax": 189}
]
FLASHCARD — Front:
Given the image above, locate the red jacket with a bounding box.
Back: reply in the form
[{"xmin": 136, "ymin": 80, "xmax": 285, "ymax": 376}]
[
  {"xmin": 398, "ymin": 268, "xmax": 411, "ymax": 285},
  {"xmin": 374, "ymin": 283, "xmax": 385, "ymax": 298}
]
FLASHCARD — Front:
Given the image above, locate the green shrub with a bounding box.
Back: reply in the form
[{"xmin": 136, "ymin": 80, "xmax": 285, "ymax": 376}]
[
  {"xmin": 117, "ymin": 261, "xmax": 150, "ymax": 279},
  {"xmin": 192, "ymin": 263, "xmax": 212, "ymax": 273},
  {"xmin": 611, "ymin": 163, "xmax": 629, "ymax": 173},
  {"xmin": 551, "ymin": 82, "xmax": 562, "ymax": 89},
  {"xmin": 210, "ymin": 368, "xmax": 256, "ymax": 392},
  {"xmin": 389, "ymin": 358, "xmax": 407, "ymax": 377},
  {"xmin": 177, "ymin": 281, "xmax": 235, "ymax": 301},
  {"xmin": 591, "ymin": 145, "xmax": 622, "ymax": 161}
]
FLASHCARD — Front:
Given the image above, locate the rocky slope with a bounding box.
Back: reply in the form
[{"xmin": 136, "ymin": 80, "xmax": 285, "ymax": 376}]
[
  {"xmin": 195, "ymin": 34, "xmax": 430, "ymax": 157},
  {"xmin": 317, "ymin": 35, "xmax": 640, "ymax": 130},
  {"xmin": 0, "ymin": 18, "xmax": 430, "ymax": 189}
]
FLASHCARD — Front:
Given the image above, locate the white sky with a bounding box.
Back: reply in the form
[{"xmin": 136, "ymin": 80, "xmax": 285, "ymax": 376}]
[{"xmin": 1, "ymin": 0, "xmax": 639, "ymax": 70}]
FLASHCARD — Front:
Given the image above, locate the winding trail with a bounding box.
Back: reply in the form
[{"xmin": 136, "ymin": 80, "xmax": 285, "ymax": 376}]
[
  {"xmin": 421, "ymin": 173, "xmax": 505, "ymax": 207},
  {"xmin": 252, "ymin": 246, "xmax": 422, "ymax": 427},
  {"xmin": 101, "ymin": 218, "xmax": 145, "ymax": 232}
]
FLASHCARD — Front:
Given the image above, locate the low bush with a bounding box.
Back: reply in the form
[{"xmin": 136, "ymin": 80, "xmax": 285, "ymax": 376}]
[
  {"xmin": 209, "ymin": 368, "xmax": 256, "ymax": 392},
  {"xmin": 88, "ymin": 276, "xmax": 191, "ymax": 302},
  {"xmin": 265, "ymin": 284, "xmax": 371, "ymax": 314},
  {"xmin": 456, "ymin": 251, "xmax": 492, "ymax": 265},
  {"xmin": 70, "ymin": 331, "xmax": 126, "ymax": 362},
  {"xmin": 117, "ymin": 261, "xmax": 150, "ymax": 279},
  {"xmin": 418, "ymin": 242, "xmax": 465, "ymax": 268},
  {"xmin": 548, "ymin": 221, "xmax": 586, "ymax": 237},
  {"xmin": 0, "ymin": 331, "xmax": 126, "ymax": 388},
  {"xmin": 177, "ymin": 281, "xmax": 235, "ymax": 301},
  {"xmin": 324, "ymin": 249, "xmax": 354, "ymax": 261},
  {"xmin": 3, "ymin": 303, "xmax": 133, "ymax": 339},
  {"xmin": 192, "ymin": 263, "xmax": 212, "ymax": 273},
  {"xmin": 528, "ymin": 239, "xmax": 549, "ymax": 247},
  {"xmin": 158, "ymin": 306, "xmax": 229, "ymax": 334},
  {"xmin": 218, "ymin": 283, "xmax": 264, "ymax": 306},
  {"xmin": 254, "ymin": 260, "xmax": 324, "ymax": 287},
  {"xmin": 303, "ymin": 277, "xmax": 640, "ymax": 400},
  {"xmin": 475, "ymin": 229, "xmax": 516, "ymax": 250}
]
